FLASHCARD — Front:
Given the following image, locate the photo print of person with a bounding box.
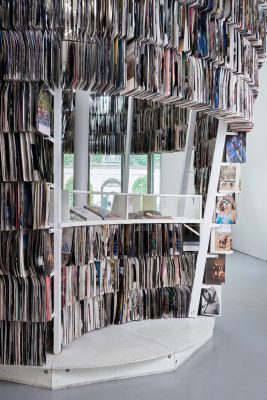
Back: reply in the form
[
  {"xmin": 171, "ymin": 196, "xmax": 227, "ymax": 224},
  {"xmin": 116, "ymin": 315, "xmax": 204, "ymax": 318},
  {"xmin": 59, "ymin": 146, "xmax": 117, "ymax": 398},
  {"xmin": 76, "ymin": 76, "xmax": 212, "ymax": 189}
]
[
  {"xmin": 200, "ymin": 285, "xmax": 221, "ymax": 316},
  {"xmin": 215, "ymin": 194, "xmax": 237, "ymax": 224},
  {"xmin": 210, "ymin": 226, "xmax": 232, "ymax": 253},
  {"xmin": 225, "ymin": 133, "xmax": 246, "ymax": 163},
  {"xmin": 205, "ymin": 255, "xmax": 226, "ymax": 285},
  {"xmin": 218, "ymin": 163, "xmax": 241, "ymax": 193}
]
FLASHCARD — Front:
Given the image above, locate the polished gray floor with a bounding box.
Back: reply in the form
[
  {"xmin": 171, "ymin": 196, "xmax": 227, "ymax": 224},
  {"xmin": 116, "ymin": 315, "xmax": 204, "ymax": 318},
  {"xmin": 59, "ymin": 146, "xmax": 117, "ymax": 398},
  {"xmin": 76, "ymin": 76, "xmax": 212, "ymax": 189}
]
[{"xmin": 0, "ymin": 251, "xmax": 267, "ymax": 400}]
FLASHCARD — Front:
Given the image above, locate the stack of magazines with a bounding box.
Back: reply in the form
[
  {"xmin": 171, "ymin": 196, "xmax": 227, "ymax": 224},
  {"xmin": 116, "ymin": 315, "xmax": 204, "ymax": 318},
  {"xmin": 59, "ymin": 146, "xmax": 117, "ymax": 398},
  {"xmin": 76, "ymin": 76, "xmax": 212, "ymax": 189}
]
[
  {"xmin": 88, "ymin": 96, "xmax": 188, "ymax": 155},
  {"xmin": 61, "ymin": 224, "xmax": 196, "ymax": 347},
  {"xmin": 0, "ymin": 19, "xmax": 54, "ymax": 364},
  {"xmin": 194, "ymin": 113, "xmax": 219, "ymax": 206},
  {"xmin": 62, "ymin": 223, "xmax": 184, "ymax": 265},
  {"xmin": 0, "ymin": 1, "xmax": 265, "ymax": 128}
]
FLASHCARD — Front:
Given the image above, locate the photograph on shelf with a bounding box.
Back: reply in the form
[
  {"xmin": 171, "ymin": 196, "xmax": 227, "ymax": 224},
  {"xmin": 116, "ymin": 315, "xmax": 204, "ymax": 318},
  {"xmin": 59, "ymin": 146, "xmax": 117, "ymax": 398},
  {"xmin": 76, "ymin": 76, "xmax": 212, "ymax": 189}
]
[
  {"xmin": 205, "ymin": 255, "xmax": 226, "ymax": 285},
  {"xmin": 214, "ymin": 194, "xmax": 237, "ymax": 224},
  {"xmin": 200, "ymin": 285, "xmax": 221, "ymax": 316},
  {"xmin": 218, "ymin": 163, "xmax": 241, "ymax": 193},
  {"xmin": 225, "ymin": 133, "xmax": 247, "ymax": 163},
  {"xmin": 210, "ymin": 226, "xmax": 232, "ymax": 253},
  {"xmin": 70, "ymin": 207, "xmax": 102, "ymax": 221},
  {"xmin": 37, "ymin": 88, "xmax": 53, "ymax": 137}
]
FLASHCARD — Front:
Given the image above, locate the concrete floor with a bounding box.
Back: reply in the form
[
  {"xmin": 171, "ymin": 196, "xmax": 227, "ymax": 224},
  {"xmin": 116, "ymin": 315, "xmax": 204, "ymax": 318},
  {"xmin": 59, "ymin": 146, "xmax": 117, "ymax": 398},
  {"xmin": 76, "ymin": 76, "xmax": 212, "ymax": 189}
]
[{"xmin": 0, "ymin": 251, "xmax": 266, "ymax": 400}]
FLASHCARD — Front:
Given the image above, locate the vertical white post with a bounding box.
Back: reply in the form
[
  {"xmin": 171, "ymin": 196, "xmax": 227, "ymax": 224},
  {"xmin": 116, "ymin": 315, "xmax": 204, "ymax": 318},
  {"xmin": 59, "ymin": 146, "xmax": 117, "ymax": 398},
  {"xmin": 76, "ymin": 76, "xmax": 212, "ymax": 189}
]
[
  {"xmin": 74, "ymin": 90, "xmax": 90, "ymax": 206},
  {"xmin": 189, "ymin": 119, "xmax": 228, "ymax": 317},
  {"xmin": 53, "ymin": 89, "xmax": 63, "ymax": 354},
  {"xmin": 178, "ymin": 109, "xmax": 197, "ymax": 217},
  {"xmin": 180, "ymin": 109, "xmax": 197, "ymax": 195},
  {"xmin": 122, "ymin": 96, "xmax": 133, "ymax": 192}
]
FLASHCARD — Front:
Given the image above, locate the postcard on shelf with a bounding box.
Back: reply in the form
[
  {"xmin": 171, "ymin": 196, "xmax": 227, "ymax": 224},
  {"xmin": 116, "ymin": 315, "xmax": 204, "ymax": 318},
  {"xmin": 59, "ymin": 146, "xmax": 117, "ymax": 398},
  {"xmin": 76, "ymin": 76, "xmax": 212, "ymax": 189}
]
[
  {"xmin": 205, "ymin": 255, "xmax": 225, "ymax": 285},
  {"xmin": 210, "ymin": 226, "xmax": 232, "ymax": 253},
  {"xmin": 37, "ymin": 88, "xmax": 52, "ymax": 137},
  {"xmin": 225, "ymin": 133, "xmax": 246, "ymax": 163},
  {"xmin": 218, "ymin": 163, "xmax": 241, "ymax": 193},
  {"xmin": 111, "ymin": 194, "xmax": 127, "ymax": 219},
  {"xmin": 70, "ymin": 207, "xmax": 102, "ymax": 221},
  {"xmin": 200, "ymin": 285, "xmax": 221, "ymax": 316},
  {"xmin": 84, "ymin": 205, "xmax": 121, "ymax": 220},
  {"xmin": 214, "ymin": 194, "xmax": 237, "ymax": 224}
]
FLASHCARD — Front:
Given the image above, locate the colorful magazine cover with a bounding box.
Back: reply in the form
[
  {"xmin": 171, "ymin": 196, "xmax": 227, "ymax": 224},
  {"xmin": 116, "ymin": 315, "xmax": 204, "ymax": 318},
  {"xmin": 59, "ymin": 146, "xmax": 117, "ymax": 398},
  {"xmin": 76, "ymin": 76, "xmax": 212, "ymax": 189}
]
[
  {"xmin": 205, "ymin": 255, "xmax": 226, "ymax": 285},
  {"xmin": 219, "ymin": 163, "xmax": 241, "ymax": 193},
  {"xmin": 215, "ymin": 194, "xmax": 237, "ymax": 224},
  {"xmin": 37, "ymin": 89, "xmax": 52, "ymax": 137},
  {"xmin": 225, "ymin": 133, "xmax": 246, "ymax": 163},
  {"xmin": 211, "ymin": 226, "xmax": 232, "ymax": 253}
]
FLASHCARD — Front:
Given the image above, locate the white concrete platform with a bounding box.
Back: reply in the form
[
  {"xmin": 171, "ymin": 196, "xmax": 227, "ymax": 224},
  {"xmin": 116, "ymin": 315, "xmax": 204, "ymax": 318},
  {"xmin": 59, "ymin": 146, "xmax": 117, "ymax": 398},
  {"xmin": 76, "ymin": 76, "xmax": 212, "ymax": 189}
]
[{"xmin": 0, "ymin": 317, "xmax": 215, "ymax": 389}]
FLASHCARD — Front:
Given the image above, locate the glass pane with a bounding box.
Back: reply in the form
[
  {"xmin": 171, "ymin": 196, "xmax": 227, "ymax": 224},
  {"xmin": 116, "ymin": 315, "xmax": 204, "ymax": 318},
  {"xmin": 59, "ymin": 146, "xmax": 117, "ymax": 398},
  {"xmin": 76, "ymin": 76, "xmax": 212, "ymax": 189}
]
[
  {"xmin": 63, "ymin": 153, "xmax": 74, "ymax": 206},
  {"xmin": 129, "ymin": 155, "xmax": 148, "ymax": 194},
  {"xmin": 90, "ymin": 155, "xmax": 122, "ymax": 208}
]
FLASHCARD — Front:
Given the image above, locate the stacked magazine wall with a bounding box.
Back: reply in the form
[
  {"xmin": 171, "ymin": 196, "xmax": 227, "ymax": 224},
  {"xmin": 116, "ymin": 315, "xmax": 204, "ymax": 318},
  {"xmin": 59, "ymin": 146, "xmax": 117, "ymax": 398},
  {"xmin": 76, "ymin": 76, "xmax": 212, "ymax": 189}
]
[
  {"xmin": 0, "ymin": 0, "xmax": 266, "ymax": 366},
  {"xmin": 0, "ymin": 7, "xmax": 55, "ymax": 365},
  {"xmin": 1, "ymin": 1, "xmax": 266, "ymax": 126},
  {"xmin": 61, "ymin": 223, "xmax": 196, "ymax": 347},
  {"xmin": 63, "ymin": 94, "xmax": 190, "ymax": 155},
  {"xmin": 0, "ymin": 88, "xmax": 54, "ymax": 366}
]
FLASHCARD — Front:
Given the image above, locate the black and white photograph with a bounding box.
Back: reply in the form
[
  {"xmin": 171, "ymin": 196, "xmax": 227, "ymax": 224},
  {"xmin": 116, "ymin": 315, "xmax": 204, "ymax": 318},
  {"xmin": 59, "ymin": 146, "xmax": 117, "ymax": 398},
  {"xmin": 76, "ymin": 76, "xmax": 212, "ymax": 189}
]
[{"xmin": 200, "ymin": 285, "xmax": 222, "ymax": 316}]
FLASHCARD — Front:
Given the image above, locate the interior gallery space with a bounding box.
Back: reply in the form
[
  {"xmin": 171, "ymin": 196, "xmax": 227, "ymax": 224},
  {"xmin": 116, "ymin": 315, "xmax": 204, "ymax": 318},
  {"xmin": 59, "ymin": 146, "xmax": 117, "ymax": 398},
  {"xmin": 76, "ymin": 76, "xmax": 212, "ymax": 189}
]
[{"xmin": 0, "ymin": 1, "xmax": 267, "ymax": 399}]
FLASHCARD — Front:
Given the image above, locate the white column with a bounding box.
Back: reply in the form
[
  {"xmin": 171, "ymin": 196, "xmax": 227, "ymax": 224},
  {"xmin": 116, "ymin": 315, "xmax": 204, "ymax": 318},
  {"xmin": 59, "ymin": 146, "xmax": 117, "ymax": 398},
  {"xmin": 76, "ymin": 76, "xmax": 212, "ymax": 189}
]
[
  {"xmin": 160, "ymin": 110, "xmax": 197, "ymax": 197},
  {"xmin": 122, "ymin": 96, "xmax": 133, "ymax": 192},
  {"xmin": 53, "ymin": 89, "xmax": 63, "ymax": 354},
  {"xmin": 189, "ymin": 119, "xmax": 228, "ymax": 317},
  {"xmin": 74, "ymin": 90, "xmax": 90, "ymax": 206},
  {"xmin": 178, "ymin": 109, "xmax": 197, "ymax": 217},
  {"xmin": 180, "ymin": 110, "xmax": 197, "ymax": 195}
]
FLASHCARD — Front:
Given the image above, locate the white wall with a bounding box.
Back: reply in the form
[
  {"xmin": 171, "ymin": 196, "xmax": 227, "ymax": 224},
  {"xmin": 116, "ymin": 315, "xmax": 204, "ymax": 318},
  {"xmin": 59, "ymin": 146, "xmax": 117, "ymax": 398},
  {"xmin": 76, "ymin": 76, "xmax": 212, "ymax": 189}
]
[
  {"xmin": 232, "ymin": 63, "xmax": 267, "ymax": 260},
  {"xmin": 160, "ymin": 152, "xmax": 194, "ymax": 194}
]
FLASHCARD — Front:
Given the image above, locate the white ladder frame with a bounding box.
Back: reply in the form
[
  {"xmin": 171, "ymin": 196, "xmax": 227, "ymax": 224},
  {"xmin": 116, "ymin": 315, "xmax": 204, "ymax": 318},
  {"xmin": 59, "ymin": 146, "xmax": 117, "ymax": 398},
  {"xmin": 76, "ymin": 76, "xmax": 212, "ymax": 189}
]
[{"xmin": 182, "ymin": 117, "xmax": 228, "ymax": 317}]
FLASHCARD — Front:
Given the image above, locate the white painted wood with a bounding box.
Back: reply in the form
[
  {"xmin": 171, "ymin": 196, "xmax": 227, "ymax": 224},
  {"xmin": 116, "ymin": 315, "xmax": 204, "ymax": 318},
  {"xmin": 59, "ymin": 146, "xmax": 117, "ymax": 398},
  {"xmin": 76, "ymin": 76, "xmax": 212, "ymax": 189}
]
[
  {"xmin": 72, "ymin": 190, "xmax": 201, "ymax": 198},
  {"xmin": 53, "ymin": 89, "xmax": 63, "ymax": 355},
  {"xmin": 183, "ymin": 244, "xmax": 199, "ymax": 252},
  {"xmin": 0, "ymin": 365, "xmax": 52, "ymax": 389},
  {"xmin": 122, "ymin": 96, "xmax": 133, "ymax": 192},
  {"xmin": 51, "ymin": 355, "xmax": 175, "ymax": 389},
  {"xmin": 0, "ymin": 318, "xmax": 214, "ymax": 389},
  {"xmin": 74, "ymin": 90, "xmax": 90, "ymax": 206},
  {"xmin": 61, "ymin": 217, "xmax": 202, "ymax": 228},
  {"xmin": 189, "ymin": 120, "xmax": 228, "ymax": 317}
]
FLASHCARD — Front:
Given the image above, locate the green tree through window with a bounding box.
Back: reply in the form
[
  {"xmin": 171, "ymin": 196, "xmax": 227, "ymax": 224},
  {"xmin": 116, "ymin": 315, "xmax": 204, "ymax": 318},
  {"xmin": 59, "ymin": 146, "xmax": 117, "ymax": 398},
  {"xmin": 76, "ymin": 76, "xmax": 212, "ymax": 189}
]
[{"xmin": 132, "ymin": 176, "xmax": 147, "ymax": 194}]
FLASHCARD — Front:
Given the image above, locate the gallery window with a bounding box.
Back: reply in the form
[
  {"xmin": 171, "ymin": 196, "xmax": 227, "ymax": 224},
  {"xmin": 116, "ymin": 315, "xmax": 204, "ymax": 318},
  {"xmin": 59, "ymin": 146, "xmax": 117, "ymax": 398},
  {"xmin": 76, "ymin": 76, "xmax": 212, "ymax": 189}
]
[{"xmin": 63, "ymin": 153, "xmax": 161, "ymax": 199}]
